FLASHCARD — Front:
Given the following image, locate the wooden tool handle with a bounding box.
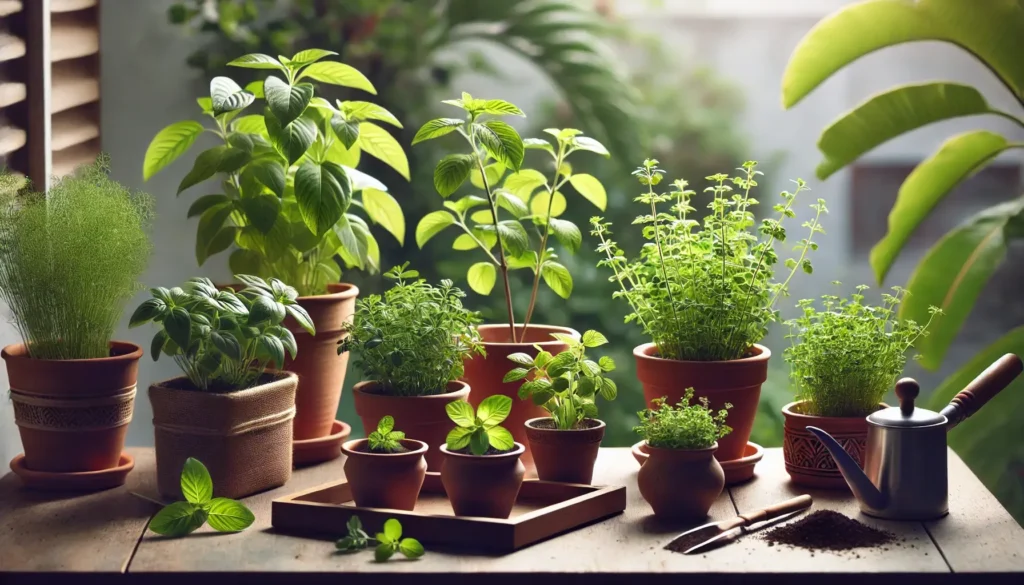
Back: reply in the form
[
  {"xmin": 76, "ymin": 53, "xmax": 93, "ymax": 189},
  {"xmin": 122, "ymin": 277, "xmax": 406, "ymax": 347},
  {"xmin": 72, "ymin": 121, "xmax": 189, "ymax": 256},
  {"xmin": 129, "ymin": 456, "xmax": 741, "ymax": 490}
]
[
  {"xmin": 942, "ymin": 354, "xmax": 1023, "ymax": 429},
  {"xmin": 738, "ymin": 494, "xmax": 812, "ymax": 526}
]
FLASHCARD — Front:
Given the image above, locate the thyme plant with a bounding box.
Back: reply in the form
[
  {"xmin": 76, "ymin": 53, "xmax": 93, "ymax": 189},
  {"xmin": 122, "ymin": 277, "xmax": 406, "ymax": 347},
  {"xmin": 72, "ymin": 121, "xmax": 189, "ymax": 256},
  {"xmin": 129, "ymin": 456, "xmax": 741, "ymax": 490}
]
[
  {"xmin": 0, "ymin": 158, "xmax": 152, "ymax": 360},
  {"xmin": 784, "ymin": 283, "xmax": 941, "ymax": 417},
  {"xmin": 366, "ymin": 416, "xmax": 405, "ymax": 453},
  {"xmin": 634, "ymin": 390, "xmax": 732, "ymax": 450},
  {"xmin": 592, "ymin": 159, "xmax": 827, "ymax": 362}
]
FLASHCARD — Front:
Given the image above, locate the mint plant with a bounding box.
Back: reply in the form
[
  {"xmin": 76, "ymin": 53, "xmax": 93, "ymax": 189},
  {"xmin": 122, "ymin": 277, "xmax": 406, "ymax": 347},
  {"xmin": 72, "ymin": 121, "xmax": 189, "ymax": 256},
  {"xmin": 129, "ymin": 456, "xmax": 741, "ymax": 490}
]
[
  {"xmin": 148, "ymin": 458, "xmax": 255, "ymax": 537},
  {"xmin": 367, "ymin": 416, "xmax": 405, "ymax": 453},
  {"xmin": 634, "ymin": 390, "xmax": 732, "ymax": 451},
  {"xmin": 335, "ymin": 516, "xmax": 425, "ymax": 561},
  {"xmin": 445, "ymin": 395, "xmax": 515, "ymax": 456},
  {"xmin": 504, "ymin": 330, "xmax": 617, "ymax": 430},
  {"xmin": 413, "ymin": 93, "xmax": 610, "ymax": 342},
  {"xmin": 593, "ymin": 159, "xmax": 827, "ymax": 362},
  {"xmin": 143, "ymin": 49, "xmax": 409, "ymax": 295}
]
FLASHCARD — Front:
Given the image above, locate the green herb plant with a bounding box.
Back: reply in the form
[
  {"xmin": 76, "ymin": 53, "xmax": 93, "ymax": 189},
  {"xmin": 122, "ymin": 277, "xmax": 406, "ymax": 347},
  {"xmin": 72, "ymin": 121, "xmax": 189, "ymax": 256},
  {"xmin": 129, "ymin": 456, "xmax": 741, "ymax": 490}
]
[
  {"xmin": 148, "ymin": 457, "xmax": 255, "ymax": 537},
  {"xmin": 503, "ymin": 330, "xmax": 617, "ymax": 430},
  {"xmin": 445, "ymin": 395, "xmax": 516, "ymax": 456},
  {"xmin": 784, "ymin": 283, "xmax": 941, "ymax": 417},
  {"xmin": 130, "ymin": 275, "xmax": 314, "ymax": 391},
  {"xmin": 143, "ymin": 48, "xmax": 409, "ymax": 295},
  {"xmin": 634, "ymin": 390, "xmax": 732, "ymax": 450},
  {"xmin": 335, "ymin": 516, "xmax": 425, "ymax": 562},
  {"xmin": 337, "ymin": 262, "xmax": 483, "ymax": 395},
  {"xmin": 413, "ymin": 93, "xmax": 611, "ymax": 342},
  {"xmin": 367, "ymin": 415, "xmax": 405, "ymax": 453},
  {"xmin": 0, "ymin": 157, "xmax": 152, "ymax": 360},
  {"xmin": 592, "ymin": 159, "xmax": 827, "ymax": 362}
]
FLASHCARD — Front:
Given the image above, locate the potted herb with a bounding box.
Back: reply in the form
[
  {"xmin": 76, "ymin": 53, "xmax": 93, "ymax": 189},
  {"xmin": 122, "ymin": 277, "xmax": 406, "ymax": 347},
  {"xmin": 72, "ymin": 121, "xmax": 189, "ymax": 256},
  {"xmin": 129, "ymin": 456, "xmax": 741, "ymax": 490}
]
[
  {"xmin": 782, "ymin": 284, "xmax": 940, "ymax": 488},
  {"xmin": 634, "ymin": 390, "xmax": 732, "ymax": 520},
  {"xmin": 130, "ymin": 275, "xmax": 314, "ymax": 499},
  {"xmin": 339, "ymin": 263, "xmax": 483, "ymax": 470},
  {"xmin": 413, "ymin": 93, "xmax": 611, "ymax": 471},
  {"xmin": 504, "ymin": 330, "xmax": 617, "ymax": 484},
  {"xmin": 439, "ymin": 395, "xmax": 524, "ymax": 519},
  {"xmin": 340, "ymin": 416, "xmax": 428, "ymax": 511},
  {"xmin": 0, "ymin": 159, "xmax": 151, "ymax": 483},
  {"xmin": 592, "ymin": 159, "xmax": 827, "ymax": 463},
  {"xmin": 143, "ymin": 48, "xmax": 410, "ymax": 460}
]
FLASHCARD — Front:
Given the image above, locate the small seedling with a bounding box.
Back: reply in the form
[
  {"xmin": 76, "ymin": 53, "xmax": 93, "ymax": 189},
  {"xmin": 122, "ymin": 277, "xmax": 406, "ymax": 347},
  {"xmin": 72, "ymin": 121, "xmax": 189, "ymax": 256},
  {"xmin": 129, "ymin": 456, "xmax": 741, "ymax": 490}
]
[
  {"xmin": 367, "ymin": 415, "xmax": 405, "ymax": 453},
  {"xmin": 335, "ymin": 516, "xmax": 425, "ymax": 561},
  {"xmin": 445, "ymin": 395, "xmax": 515, "ymax": 455},
  {"xmin": 148, "ymin": 457, "xmax": 255, "ymax": 537}
]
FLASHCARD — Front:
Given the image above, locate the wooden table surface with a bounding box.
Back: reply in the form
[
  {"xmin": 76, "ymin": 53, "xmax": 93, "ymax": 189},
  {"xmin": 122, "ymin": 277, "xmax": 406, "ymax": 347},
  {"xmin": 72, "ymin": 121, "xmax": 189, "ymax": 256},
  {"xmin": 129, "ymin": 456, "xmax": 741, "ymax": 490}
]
[{"xmin": 2, "ymin": 446, "xmax": 1023, "ymax": 583}]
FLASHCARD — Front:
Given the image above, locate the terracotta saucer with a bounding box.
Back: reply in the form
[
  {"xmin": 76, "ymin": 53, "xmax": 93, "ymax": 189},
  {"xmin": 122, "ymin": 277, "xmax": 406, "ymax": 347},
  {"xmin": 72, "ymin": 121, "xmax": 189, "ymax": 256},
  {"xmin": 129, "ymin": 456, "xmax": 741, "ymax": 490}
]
[
  {"xmin": 631, "ymin": 440, "xmax": 764, "ymax": 485},
  {"xmin": 9, "ymin": 453, "xmax": 134, "ymax": 491},
  {"xmin": 293, "ymin": 420, "xmax": 351, "ymax": 467}
]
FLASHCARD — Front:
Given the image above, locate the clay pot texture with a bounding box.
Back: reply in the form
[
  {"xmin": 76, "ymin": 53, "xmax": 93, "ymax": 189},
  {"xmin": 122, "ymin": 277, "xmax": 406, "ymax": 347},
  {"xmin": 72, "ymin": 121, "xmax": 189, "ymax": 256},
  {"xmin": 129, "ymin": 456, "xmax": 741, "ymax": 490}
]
[
  {"xmin": 440, "ymin": 442, "xmax": 525, "ymax": 519},
  {"xmin": 341, "ymin": 438, "xmax": 428, "ymax": 510},
  {"xmin": 352, "ymin": 380, "xmax": 467, "ymax": 471},
  {"xmin": 524, "ymin": 417, "xmax": 605, "ymax": 484},
  {"xmin": 782, "ymin": 400, "xmax": 882, "ymax": 490},
  {"xmin": 637, "ymin": 442, "xmax": 725, "ymax": 521},
  {"xmin": 462, "ymin": 324, "xmax": 579, "ymax": 474},
  {"xmin": 634, "ymin": 343, "xmax": 770, "ymax": 461},
  {"xmin": 3, "ymin": 341, "xmax": 142, "ymax": 473}
]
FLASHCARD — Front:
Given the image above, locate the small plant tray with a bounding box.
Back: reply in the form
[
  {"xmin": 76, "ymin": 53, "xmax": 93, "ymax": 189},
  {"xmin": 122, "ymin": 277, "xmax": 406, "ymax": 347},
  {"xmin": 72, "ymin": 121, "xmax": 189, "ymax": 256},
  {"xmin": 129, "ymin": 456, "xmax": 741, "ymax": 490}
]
[{"xmin": 271, "ymin": 472, "xmax": 626, "ymax": 553}]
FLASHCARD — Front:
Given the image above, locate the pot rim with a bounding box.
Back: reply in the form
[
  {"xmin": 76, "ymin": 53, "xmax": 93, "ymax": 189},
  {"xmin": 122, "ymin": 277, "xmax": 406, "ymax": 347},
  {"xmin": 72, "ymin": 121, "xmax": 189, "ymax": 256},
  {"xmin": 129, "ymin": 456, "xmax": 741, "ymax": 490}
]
[
  {"xmin": 150, "ymin": 369, "xmax": 297, "ymax": 397},
  {"xmin": 643, "ymin": 441, "xmax": 719, "ymax": 457},
  {"xmin": 633, "ymin": 342, "xmax": 771, "ymax": 365},
  {"xmin": 298, "ymin": 281, "xmax": 359, "ymax": 303},
  {"xmin": 439, "ymin": 442, "xmax": 525, "ymax": 460},
  {"xmin": 781, "ymin": 400, "xmax": 887, "ymax": 422},
  {"xmin": 353, "ymin": 379, "xmax": 469, "ymax": 399},
  {"xmin": 342, "ymin": 438, "xmax": 429, "ymax": 458},
  {"xmin": 1, "ymin": 341, "xmax": 143, "ymax": 365},
  {"xmin": 524, "ymin": 417, "xmax": 606, "ymax": 432},
  {"xmin": 476, "ymin": 323, "xmax": 580, "ymax": 348}
]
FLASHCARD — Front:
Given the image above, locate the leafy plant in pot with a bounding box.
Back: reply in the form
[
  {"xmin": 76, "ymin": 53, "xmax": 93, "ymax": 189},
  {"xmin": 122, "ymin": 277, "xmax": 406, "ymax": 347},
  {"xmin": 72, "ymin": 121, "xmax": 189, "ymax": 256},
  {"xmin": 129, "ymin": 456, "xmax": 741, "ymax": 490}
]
[
  {"xmin": 505, "ymin": 330, "xmax": 616, "ymax": 484},
  {"xmin": 634, "ymin": 390, "xmax": 732, "ymax": 520},
  {"xmin": 0, "ymin": 159, "xmax": 151, "ymax": 484},
  {"xmin": 341, "ymin": 416, "xmax": 428, "ymax": 511},
  {"xmin": 782, "ymin": 283, "xmax": 940, "ymax": 488},
  {"xmin": 130, "ymin": 275, "xmax": 314, "ymax": 499},
  {"xmin": 592, "ymin": 158, "xmax": 827, "ymax": 463},
  {"xmin": 339, "ymin": 263, "xmax": 483, "ymax": 470}
]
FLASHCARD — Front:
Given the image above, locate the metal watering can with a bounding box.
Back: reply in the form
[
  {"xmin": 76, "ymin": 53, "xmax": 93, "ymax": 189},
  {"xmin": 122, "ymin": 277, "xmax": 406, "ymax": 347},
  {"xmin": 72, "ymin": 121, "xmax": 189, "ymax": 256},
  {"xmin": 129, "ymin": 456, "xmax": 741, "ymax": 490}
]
[{"xmin": 807, "ymin": 353, "xmax": 1023, "ymax": 520}]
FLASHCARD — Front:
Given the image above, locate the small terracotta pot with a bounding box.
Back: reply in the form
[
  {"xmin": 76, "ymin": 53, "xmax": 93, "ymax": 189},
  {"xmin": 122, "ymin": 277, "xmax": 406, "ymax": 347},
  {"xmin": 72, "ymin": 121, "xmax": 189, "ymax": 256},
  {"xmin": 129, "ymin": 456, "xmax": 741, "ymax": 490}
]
[
  {"xmin": 462, "ymin": 324, "xmax": 579, "ymax": 474},
  {"xmin": 524, "ymin": 417, "xmax": 605, "ymax": 484},
  {"xmin": 3, "ymin": 341, "xmax": 142, "ymax": 474},
  {"xmin": 440, "ymin": 442, "xmax": 526, "ymax": 519},
  {"xmin": 634, "ymin": 343, "xmax": 770, "ymax": 461},
  {"xmin": 341, "ymin": 438, "xmax": 428, "ymax": 511},
  {"xmin": 352, "ymin": 380, "xmax": 467, "ymax": 471},
  {"xmin": 782, "ymin": 400, "xmax": 883, "ymax": 489},
  {"xmin": 637, "ymin": 442, "xmax": 724, "ymax": 521}
]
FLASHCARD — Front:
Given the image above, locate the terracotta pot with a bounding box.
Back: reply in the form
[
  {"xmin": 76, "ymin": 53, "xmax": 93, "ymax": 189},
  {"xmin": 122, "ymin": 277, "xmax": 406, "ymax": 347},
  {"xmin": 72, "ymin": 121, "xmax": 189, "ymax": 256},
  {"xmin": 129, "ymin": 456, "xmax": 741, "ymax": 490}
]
[
  {"xmin": 352, "ymin": 380, "xmax": 467, "ymax": 471},
  {"xmin": 633, "ymin": 342, "xmax": 770, "ymax": 461},
  {"xmin": 463, "ymin": 324, "xmax": 579, "ymax": 474},
  {"xmin": 782, "ymin": 400, "xmax": 884, "ymax": 489},
  {"xmin": 341, "ymin": 438, "xmax": 427, "ymax": 510},
  {"xmin": 150, "ymin": 371, "xmax": 296, "ymax": 499},
  {"xmin": 3, "ymin": 341, "xmax": 142, "ymax": 474},
  {"xmin": 440, "ymin": 442, "xmax": 525, "ymax": 519},
  {"xmin": 524, "ymin": 417, "xmax": 605, "ymax": 484},
  {"xmin": 637, "ymin": 442, "xmax": 724, "ymax": 520}
]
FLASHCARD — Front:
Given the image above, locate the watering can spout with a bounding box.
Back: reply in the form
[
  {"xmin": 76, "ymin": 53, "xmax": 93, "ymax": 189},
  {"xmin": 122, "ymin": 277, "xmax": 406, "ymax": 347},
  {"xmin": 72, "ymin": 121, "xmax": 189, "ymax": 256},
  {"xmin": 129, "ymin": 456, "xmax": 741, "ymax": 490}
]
[{"xmin": 806, "ymin": 426, "xmax": 886, "ymax": 510}]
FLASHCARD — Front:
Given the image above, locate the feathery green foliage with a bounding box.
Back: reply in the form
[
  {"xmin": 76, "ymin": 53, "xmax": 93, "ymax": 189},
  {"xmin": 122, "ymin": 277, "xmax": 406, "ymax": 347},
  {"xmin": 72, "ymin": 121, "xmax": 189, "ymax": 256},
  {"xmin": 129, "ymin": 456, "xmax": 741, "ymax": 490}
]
[
  {"xmin": 634, "ymin": 390, "xmax": 732, "ymax": 450},
  {"xmin": 0, "ymin": 158, "xmax": 152, "ymax": 360}
]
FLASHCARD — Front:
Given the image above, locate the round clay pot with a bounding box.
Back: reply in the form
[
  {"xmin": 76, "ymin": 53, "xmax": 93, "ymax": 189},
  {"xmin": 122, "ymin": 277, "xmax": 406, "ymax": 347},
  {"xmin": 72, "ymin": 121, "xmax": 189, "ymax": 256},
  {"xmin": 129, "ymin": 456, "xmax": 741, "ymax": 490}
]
[
  {"xmin": 782, "ymin": 400, "xmax": 884, "ymax": 490},
  {"xmin": 524, "ymin": 417, "xmax": 605, "ymax": 484},
  {"xmin": 463, "ymin": 324, "xmax": 579, "ymax": 475},
  {"xmin": 633, "ymin": 343, "xmax": 770, "ymax": 461},
  {"xmin": 637, "ymin": 442, "xmax": 724, "ymax": 521},
  {"xmin": 3, "ymin": 341, "xmax": 142, "ymax": 474},
  {"xmin": 342, "ymin": 438, "xmax": 428, "ymax": 511},
  {"xmin": 439, "ymin": 442, "xmax": 526, "ymax": 519},
  {"xmin": 352, "ymin": 380, "xmax": 468, "ymax": 471}
]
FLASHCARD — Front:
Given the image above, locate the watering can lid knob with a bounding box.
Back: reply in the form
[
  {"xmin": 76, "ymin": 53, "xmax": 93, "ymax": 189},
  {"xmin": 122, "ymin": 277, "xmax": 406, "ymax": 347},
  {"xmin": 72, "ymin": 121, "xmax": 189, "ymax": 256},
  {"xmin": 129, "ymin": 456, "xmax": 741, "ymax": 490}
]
[
  {"xmin": 896, "ymin": 378, "xmax": 919, "ymax": 415},
  {"xmin": 868, "ymin": 378, "xmax": 946, "ymax": 428}
]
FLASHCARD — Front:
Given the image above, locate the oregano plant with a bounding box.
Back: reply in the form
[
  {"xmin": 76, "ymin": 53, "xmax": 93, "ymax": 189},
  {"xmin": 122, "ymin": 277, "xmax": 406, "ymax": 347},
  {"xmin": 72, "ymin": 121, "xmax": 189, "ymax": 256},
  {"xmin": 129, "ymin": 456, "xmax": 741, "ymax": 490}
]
[
  {"xmin": 335, "ymin": 516, "xmax": 425, "ymax": 561},
  {"xmin": 148, "ymin": 458, "xmax": 255, "ymax": 537}
]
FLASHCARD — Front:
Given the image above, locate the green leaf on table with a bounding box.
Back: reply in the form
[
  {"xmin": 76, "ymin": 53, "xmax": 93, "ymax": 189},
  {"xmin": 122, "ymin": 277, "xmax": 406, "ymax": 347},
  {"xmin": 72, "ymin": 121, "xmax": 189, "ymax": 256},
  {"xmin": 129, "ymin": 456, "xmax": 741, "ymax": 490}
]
[
  {"xmin": 358, "ymin": 123, "xmax": 409, "ymax": 180},
  {"xmin": 294, "ymin": 161, "xmax": 352, "ymax": 236},
  {"xmin": 362, "ymin": 188, "xmax": 405, "ymax": 245},
  {"xmin": 542, "ymin": 261, "xmax": 573, "ymax": 299},
  {"xmin": 399, "ymin": 538, "xmax": 425, "ymax": 559},
  {"xmin": 144, "ymin": 120, "xmax": 204, "ymax": 181},
  {"xmin": 227, "ymin": 53, "xmax": 285, "ymax": 70},
  {"xmin": 300, "ymin": 62, "xmax": 376, "ymax": 94},
  {"xmin": 412, "ymin": 118, "xmax": 464, "ymax": 145},
  {"xmin": 548, "ymin": 218, "xmax": 581, "ymax": 253},
  {"xmin": 415, "ymin": 210, "xmax": 456, "ymax": 248},
  {"xmin": 210, "ymin": 77, "xmax": 254, "ymax": 116},
  {"xmin": 264, "ymin": 76, "xmax": 314, "ymax": 126},
  {"xmin": 205, "ymin": 498, "xmax": 256, "ymax": 532},
  {"xmin": 383, "ymin": 518, "xmax": 402, "ymax": 542},
  {"xmin": 467, "ymin": 262, "xmax": 496, "ymax": 295},
  {"xmin": 433, "ymin": 154, "xmax": 474, "ymax": 197},
  {"xmin": 374, "ymin": 543, "xmax": 395, "ymax": 562},
  {"xmin": 568, "ymin": 173, "xmax": 607, "ymax": 211},
  {"xmin": 149, "ymin": 501, "xmax": 207, "ymax": 537},
  {"xmin": 473, "ymin": 120, "xmax": 524, "ymax": 171}
]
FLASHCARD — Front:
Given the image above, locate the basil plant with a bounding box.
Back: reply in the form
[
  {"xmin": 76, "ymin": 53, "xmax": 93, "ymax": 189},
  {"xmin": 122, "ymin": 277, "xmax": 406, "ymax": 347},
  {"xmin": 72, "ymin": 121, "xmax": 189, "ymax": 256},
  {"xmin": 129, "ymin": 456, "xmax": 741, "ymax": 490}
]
[{"xmin": 143, "ymin": 49, "xmax": 409, "ymax": 296}]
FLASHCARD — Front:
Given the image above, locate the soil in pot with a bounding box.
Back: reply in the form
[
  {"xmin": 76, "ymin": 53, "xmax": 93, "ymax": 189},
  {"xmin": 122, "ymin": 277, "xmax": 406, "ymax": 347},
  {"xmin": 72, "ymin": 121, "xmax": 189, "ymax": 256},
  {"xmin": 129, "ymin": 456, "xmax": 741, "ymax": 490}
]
[
  {"xmin": 525, "ymin": 417, "xmax": 605, "ymax": 484},
  {"xmin": 637, "ymin": 442, "xmax": 724, "ymax": 521},
  {"xmin": 782, "ymin": 400, "xmax": 883, "ymax": 489},
  {"xmin": 440, "ymin": 442, "xmax": 525, "ymax": 519},
  {"xmin": 341, "ymin": 438, "xmax": 427, "ymax": 511}
]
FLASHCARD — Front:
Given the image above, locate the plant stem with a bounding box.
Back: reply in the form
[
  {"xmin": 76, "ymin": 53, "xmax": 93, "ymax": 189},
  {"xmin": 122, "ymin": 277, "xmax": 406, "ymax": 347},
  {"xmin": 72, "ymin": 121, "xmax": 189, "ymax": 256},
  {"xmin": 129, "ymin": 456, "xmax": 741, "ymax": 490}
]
[{"xmin": 646, "ymin": 172, "xmax": 681, "ymax": 346}]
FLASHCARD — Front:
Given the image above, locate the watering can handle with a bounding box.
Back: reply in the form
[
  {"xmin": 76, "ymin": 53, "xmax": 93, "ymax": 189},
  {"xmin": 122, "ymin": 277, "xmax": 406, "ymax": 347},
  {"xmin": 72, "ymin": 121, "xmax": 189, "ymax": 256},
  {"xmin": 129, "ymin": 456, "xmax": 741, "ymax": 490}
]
[{"xmin": 941, "ymin": 353, "xmax": 1023, "ymax": 430}]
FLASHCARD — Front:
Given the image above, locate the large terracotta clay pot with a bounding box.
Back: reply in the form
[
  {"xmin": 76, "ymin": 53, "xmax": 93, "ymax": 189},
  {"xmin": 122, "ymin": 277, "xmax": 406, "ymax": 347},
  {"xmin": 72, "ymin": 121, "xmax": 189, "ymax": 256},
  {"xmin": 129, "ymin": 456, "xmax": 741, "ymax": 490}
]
[
  {"xmin": 524, "ymin": 417, "xmax": 604, "ymax": 484},
  {"xmin": 782, "ymin": 400, "xmax": 883, "ymax": 490},
  {"xmin": 439, "ymin": 442, "xmax": 525, "ymax": 519},
  {"xmin": 3, "ymin": 341, "xmax": 142, "ymax": 474},
  {"xmin": 341, "ymin": 438, "xmax": 427, "ymax": 511},
  {"xmin": 634, "ymin": 343, "xmax": 770, "ymax": 461},
  {"xmin": 637, "ymin": 442, "xmax": 724, "ymax": 520},
  {"xmin": 352, "ymin": 380, "xmax": 467, "ymax": 471},
  {"xmin": 462, "ymin": 324, "xmax": 579, "ymax": 474}
]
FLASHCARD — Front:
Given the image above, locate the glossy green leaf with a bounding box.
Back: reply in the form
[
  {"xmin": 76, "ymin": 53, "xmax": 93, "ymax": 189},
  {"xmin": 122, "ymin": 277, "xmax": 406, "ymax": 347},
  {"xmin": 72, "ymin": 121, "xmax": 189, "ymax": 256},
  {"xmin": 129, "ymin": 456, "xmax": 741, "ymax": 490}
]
[
  {"xmin": 412, "ymin": 118, "xmax": 464, "ymax": 145},
  {"xmin": 210, "ymin": 77, "xmax": 254, "ymax": 116},
  {"xmin": 523, "ymin": 138, "xmax": 555, "ymax": 154},
  {"xmin": 572, "ymin": 136, "xmax": 610, "ymax": 157},
  {"xmin": 548, "ymin": 218, "xmax": 581, "ymax": 253},
  {"xmin": 541, "ymin": 261, "xmax": 573, "ymax": 299},
  {"xmin": 495, "ymin": 190, "xmax": 529, "ymax": 219},
  {"xmin": 300, "ymin": 61, "xmax": 376, "ymax": 94},
  {"xmin": 477, "ymin": 394, "xmax": 511, "ymax": 427},
  {"xmin": 164, "ymin": 307, "xmax": 192, "ymax": 354},
  {"xmin": 504, "ymin": 169, "xmax": 547, "ymax": 201},
  {"xmin": 294, "ymin": 161, "xmax": 352, "ymax": 236},
  {"xmin": 129, "ymin": 298, "xmax": 167, "ymax": 327},
  {"xmin": 398, "ymin": 538, "xmax": 425, "ymax": 559},
  {"xmin": 186, "ymin": 194, "xmax": 229, "ymax": 219},
  {"xmin": 244, "ymin": 80, "xmax": 264, "ymax": 98},
  {"xmin": 470, "ymin": 427, "xmax": 490, "ymax": 455},
  {"xmin": 330, "ymin": 115, "xmax": 360, "ymax": 149},
  {"xmin": 362, "ymin": 187, "xmax": 405, "ymax": 245},
  {"xmin": 530, "ymin": 191, "xmax": 566, "ymax": 217},
  {"xmin": 497, "ymin": 221, "xmax": 529, "ymax": 256},
  {"xmin": 486, "ymin": 426, "xmax": 515, "ymax": 451},
  {"xmin": 196, "ymin": 204, "xmax": 233, "ymax": 266},
  {"xmin": 478, "ymin": 99, "xmax": 525, "ymax": 117},
  {"xmin": 180, "ymin": 458, "xmax": 213, "ymax": 505},
  {"xmin": 358, "ymin": 123, "xmax": 409, "ymax": 180},
  {"xmin": 470, "ymin": 210, "xmax": 493, "ymax": 225},
  {"xmin": 265, "ymin": 109, "xmax": 317, "ymax": 165},
  {"xmin": 341, "ymin": 101, "xmax": 402, "ymax": 128},
  {"xmin": 581, "ymin": 330, "xmax": 609, "ymax": 348},
  {"xmin": 383, "ymin": 518, "xmax": 402, "ymax": 542},
  {"xmin": 177, "ymin": 146, "xmax": 226, "ymax": 195},
  {"xmin": 567, "ymin": 173, "xmax": 607, "ymax": 210},
  {"xmin": 415, "ymin": 210, "xmax": 456, "ymax": 248},
  {"xmin": 474, "ymin": 120, "xmax": 524, "ymax": 171},
  {"xmin": 470, "ymin": 162, "xmax": 505, "ymax": 190},
  {"xmin": 205, "ymin": 498, "xmax": 256, "ymax": 532},
  {"xmin": 233, "ymin": 115, "xmax": 267, "ymax": 136},
  {"xmin": 289, "ymin": 48, "xmax": 337, "ymax": 65},
  {"xmin": 264, "ymin": 76, "xmax": 313, "ymax": 126},
  {"xmin": 467, "ymin": 262, "xmax": 496, "ymax": 295},
  {"xmin": 374, "ymin": 543, "xmax": 395, "ymax": 562},
  {"xmin": 227, "ymin": 53, "xmax": 284, "ymax": 70},
  {"xmin": 248, "ymin": 158, "xmax": 285, "ymax": 198},
  {"xmin": 144, "ymin": 121, "xmax": 204, "ymax": 181},
  {"xmin": 148, "ymin": 502, "xmax": 207, "ymax": 537},
  {"xmin": 445, "ymin": 400, "xmax": 476, "ymax": 428},
  {"xmin": 240, "ymin": 195, "xmax": 281, "ymax": 234},
  {"xmin": 433, "ymin": 154, "xmax": 474, "ymax": 197}
]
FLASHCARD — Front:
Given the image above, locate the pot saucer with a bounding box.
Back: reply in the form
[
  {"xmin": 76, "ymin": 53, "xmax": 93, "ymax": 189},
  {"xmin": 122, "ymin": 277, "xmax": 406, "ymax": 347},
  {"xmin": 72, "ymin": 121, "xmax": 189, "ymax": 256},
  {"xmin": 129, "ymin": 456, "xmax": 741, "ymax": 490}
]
[
  {"xmin": 293, "ymin": 420, "xmax": 351, "ymax": 467},
  {"xmin": 9, "ymin": 452, "xmax": 134, "ymax": 491},
  {"xmin": 631, "ymin": 441, "xmax": 764, "ymax": 485}
]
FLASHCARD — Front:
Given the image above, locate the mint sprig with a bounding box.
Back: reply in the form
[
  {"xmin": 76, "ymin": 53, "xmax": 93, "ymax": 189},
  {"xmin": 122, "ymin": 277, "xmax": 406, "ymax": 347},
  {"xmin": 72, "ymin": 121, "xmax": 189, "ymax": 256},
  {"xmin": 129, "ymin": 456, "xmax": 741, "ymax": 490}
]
[
  {"xmin": 148, "ymin": 457, "xmax": 255, "ymax": 537},
  {"xmin": 335, "ymin": 516, "xmax": 425, "ymax": 561}
]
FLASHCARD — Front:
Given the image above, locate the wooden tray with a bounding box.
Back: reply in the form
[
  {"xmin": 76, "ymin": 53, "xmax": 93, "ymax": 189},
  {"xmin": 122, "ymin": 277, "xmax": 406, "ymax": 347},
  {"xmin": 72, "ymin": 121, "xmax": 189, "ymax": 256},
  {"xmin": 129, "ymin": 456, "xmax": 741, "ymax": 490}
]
[{"xmin": 271, "ymin": 472, "xmax": 626, "ymax": 553}]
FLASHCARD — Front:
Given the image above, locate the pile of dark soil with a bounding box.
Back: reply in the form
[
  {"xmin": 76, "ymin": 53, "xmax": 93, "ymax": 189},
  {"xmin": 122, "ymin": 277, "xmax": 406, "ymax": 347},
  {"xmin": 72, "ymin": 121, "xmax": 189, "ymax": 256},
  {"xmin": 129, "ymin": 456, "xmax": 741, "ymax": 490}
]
[{"xmin": 762, "ymin": 510, "xmax": 895, "ymax": 551}]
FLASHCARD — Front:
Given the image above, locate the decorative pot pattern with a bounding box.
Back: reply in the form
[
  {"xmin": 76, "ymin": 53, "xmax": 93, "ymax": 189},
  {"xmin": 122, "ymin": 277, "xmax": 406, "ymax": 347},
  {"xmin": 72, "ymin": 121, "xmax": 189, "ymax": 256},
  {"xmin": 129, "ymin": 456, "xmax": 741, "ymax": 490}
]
[
  {"xmin": 524, "ymin": 417, "xmax": 605, "ymax": 484},
  {"xmin": 440, "ymin": 443, "xmax": 525, "ymax": 519},
  {"xmin": 637, "ymin": 442, "xmax": 724, "ymax": 520},
  {"xmin": 781, "ymin": 400, "xmax": 881, "ymax": 489},
  {"xmin": 341, "ymin": 438, "xmax": 427, "ymax": 511}
]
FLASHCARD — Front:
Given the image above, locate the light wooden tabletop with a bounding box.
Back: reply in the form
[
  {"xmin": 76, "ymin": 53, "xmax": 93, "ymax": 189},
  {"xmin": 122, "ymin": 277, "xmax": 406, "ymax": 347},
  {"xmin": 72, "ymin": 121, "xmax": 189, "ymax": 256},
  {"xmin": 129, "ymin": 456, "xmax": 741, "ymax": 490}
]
[{"xmin": 2, "ymin": 446, "xmax": 1022, "ymax": 582}]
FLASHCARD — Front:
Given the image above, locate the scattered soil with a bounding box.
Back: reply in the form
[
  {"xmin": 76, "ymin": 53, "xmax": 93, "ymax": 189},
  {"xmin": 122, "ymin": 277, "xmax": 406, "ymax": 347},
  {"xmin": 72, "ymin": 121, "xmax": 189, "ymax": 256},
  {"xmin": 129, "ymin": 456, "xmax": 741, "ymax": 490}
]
[{"xmin": 762, "ymin": 510, "xmax": 895, "ymax": 552}]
